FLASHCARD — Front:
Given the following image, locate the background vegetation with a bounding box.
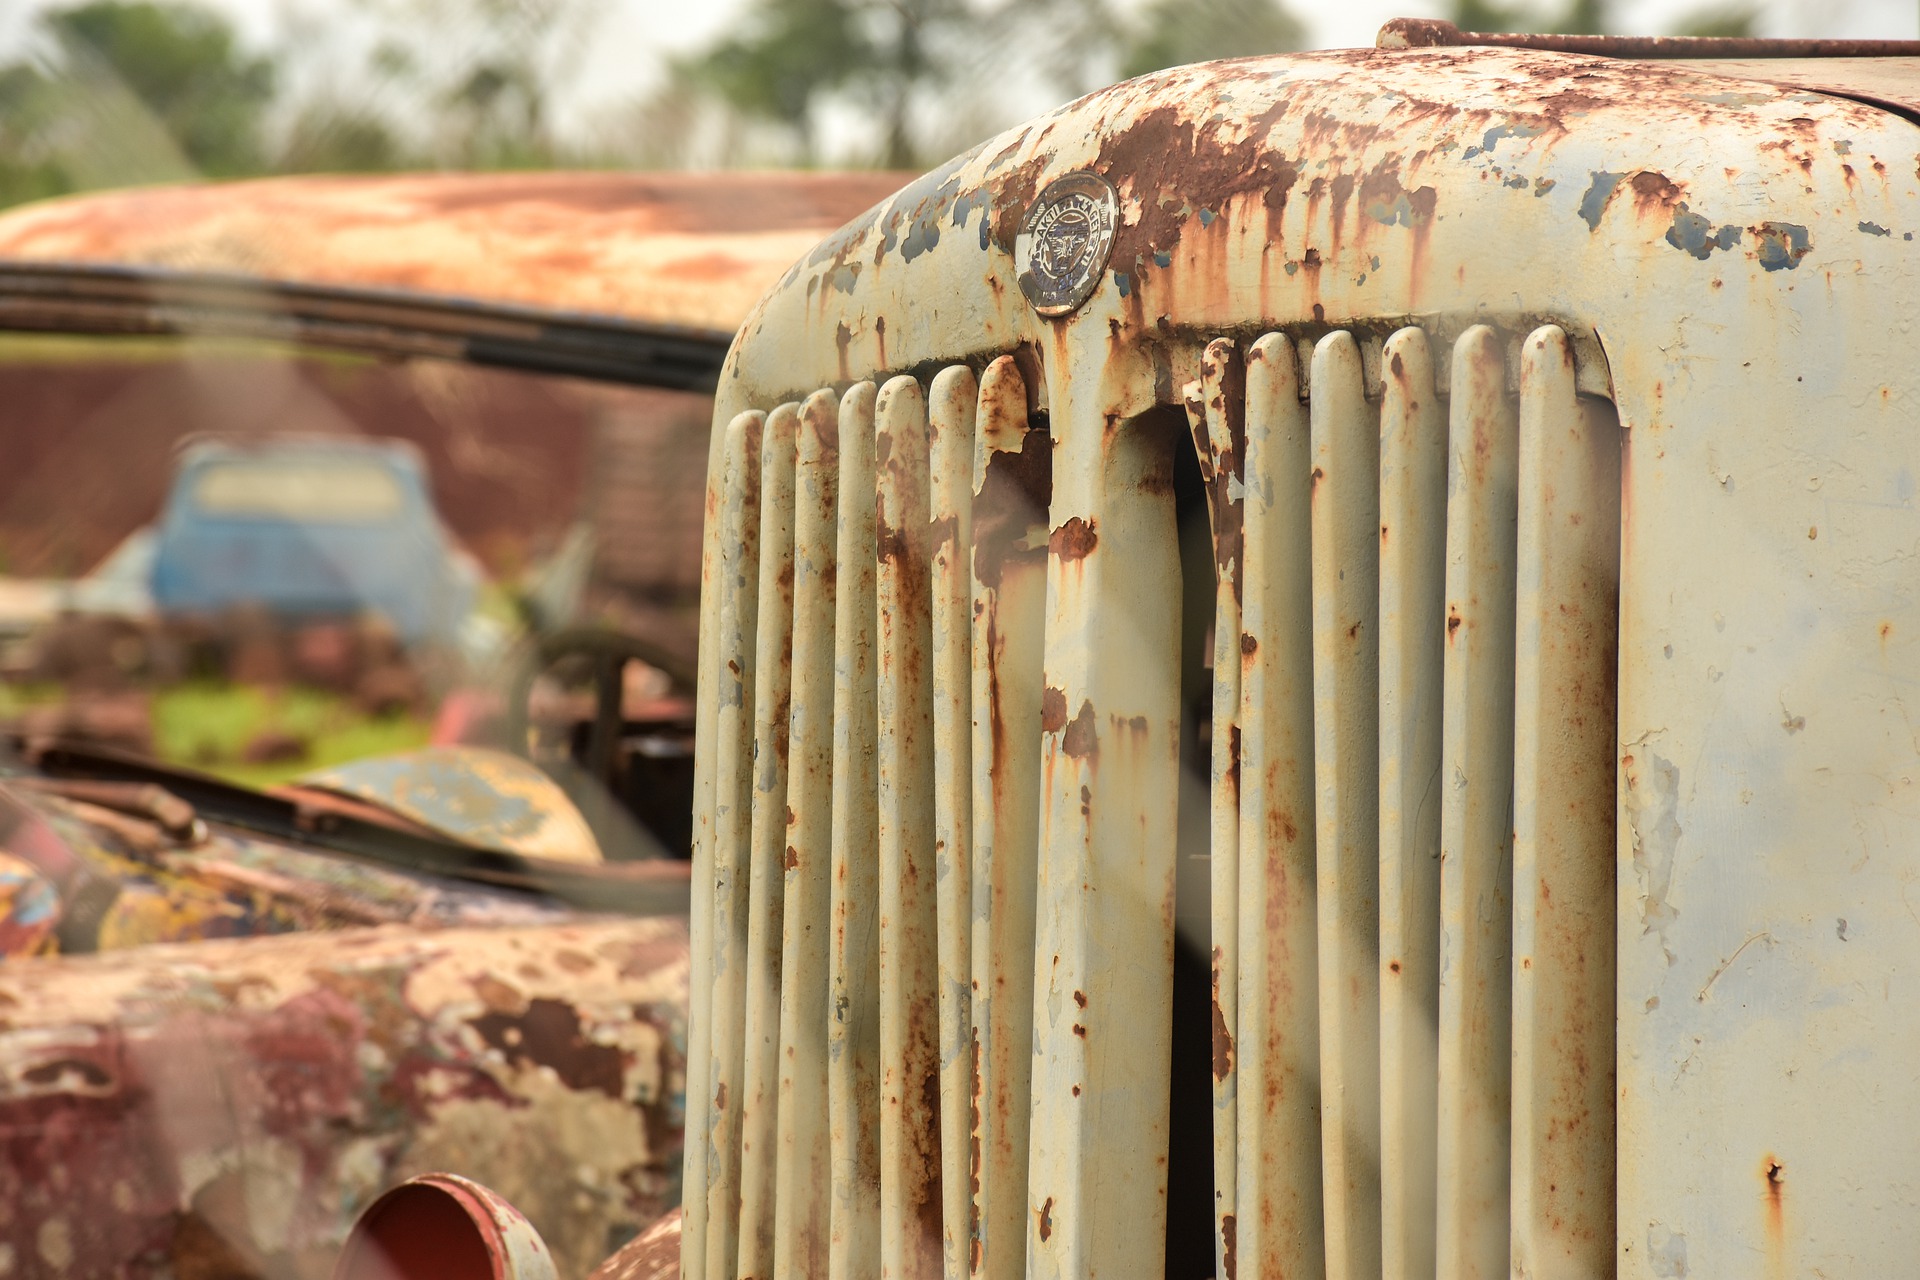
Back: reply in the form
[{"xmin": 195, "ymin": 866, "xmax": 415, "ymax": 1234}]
[{"xmin": 0, "ymin": 0, "xmax": 1754, "ymax": 203}]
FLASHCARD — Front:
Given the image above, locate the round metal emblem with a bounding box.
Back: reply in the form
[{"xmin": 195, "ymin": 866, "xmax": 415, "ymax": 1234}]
[{"xmin": 1015, "ymin": 172, "xmax": 1119, "ymax": 318}]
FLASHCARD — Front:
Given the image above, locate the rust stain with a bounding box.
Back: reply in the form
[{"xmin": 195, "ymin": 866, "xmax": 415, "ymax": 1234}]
[
  {"xmin": 1050, "ymin": 516, "xmax": 1098, "ymax": 562},
  {"xmin": 1042, "ymin": 687, "xmax": 1070, "ymax": 734},
  {"xmin": 1061, "ymin": 701, "xmax": 1099, "ymax": 762}
]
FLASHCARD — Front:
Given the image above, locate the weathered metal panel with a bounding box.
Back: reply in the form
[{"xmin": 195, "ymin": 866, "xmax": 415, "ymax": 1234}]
[
  {"xmin": 0, "ymin": 917, "xmax": 687, "ymax": 1280},
  {"xmin": 774, "ymin": 389, "xmax": 844, "ymax": 1280},
  {"xmin": 924, "ymin": 365, "xmax": 978, "ymax": 1280},
  {"xmin": 1184, "ymin": 337, "xmax": 1244, "ymax": 1280},
  {"xmin": 1306, "ymin": 331, "xmax": 1384, "ymax": 1280},
  {"xmin": 1509, "ymin": 327, "xmax": 1619, "ymax": 1278},
  {"xmin": 828, "ymin": 383, "xmax": 882, "ymax": 1280},
  {"xmin": 738, "ymin": 402, "xmax": 799, "ymax": 1280},
  {"xmin": 1375, "ymin": 327, "xmax": 1446, "ymax": 1280},
  {"xmin": 1024, "ymin": 345, "xmax": 1180, "ymax": 1280},
  {"xmin": 703, "ymin": 412, "xmax": 765, "ymax": 1280},
  {"xmin": 965, "ymin": 357, "xmax": 1046, "ymax": 1280},
  {"xmin": 1434, "ymin": 328, "xmax": 1517, "ymax": 1280},
  {"xmin": 1233, "ymin": 332, "xmax": 1323, "ymax": 1279},
  {"xmin": 872, "ymin": 376, "xmax": 944, "ymax": 1280}
]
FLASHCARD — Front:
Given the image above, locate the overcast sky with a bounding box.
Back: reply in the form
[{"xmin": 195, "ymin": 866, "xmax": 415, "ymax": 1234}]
[{"xmin": 7, "ymin": 0, "xmax": 1917, "ymax": 144}]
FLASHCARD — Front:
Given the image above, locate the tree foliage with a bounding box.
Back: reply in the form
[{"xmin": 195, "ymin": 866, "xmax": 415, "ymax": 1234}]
[{"xmin": 48, "ymin": 1, "xmax": 275, "ymax": 176}]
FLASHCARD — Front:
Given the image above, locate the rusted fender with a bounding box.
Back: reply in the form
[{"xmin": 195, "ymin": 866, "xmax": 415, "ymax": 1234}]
[
  {"xmin": 587, "ymin": 1208, "xmax": 682, "ymax": 1280},
  {"xmin": 335, "ymin": 1174, "xmax": 557, "ymax": 1280},
  {"xmin": 0, "ymin": 917, "xmax": 686, "ymax": 1280},
  {"xmin": 298, "ymin": 747, "xmax": 605, "ymax": 866}
]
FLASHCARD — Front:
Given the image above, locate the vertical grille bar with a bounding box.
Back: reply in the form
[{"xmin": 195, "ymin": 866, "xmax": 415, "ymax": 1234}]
[
  {"xmin": 1434, "ymin": 326, "xmax": 1518, "ymax": 1280},
  {"xmin": 967, "ymin": 357, "xmax": 1046, "ymax": 1280},
  {"xmin": 1187, "ymin": 338, "xmax": 1246, "ymax": 1280},
  {"xmin": 926, "ymin": 366, "xmax": 979, "ymax": 1280},
  {"xmin": 773, "ymin": 389, "xmax": 842, "ymax": 1280},
  {"xmin": 739, "ymin": 403, "xmax": 799, "ymax": 1280},
  {"xmin": 1235, "ymin": 332, "xmax": 1324, "ymax": 1278},
  {"xmin": 1024, "ymin": 384, "xmax": 1181, "ymax": 1280},
  {"xmin": 687, "ymin": 410, "xmax": 767, "ymax": 1280},
  {"xmin": 1376, "ymin": 329, "xmax": 1446, "ymax": 1280},
  {"xmin": 1509, "ymin": 326, "xmax": 1619, "ymax": 1279},
  {"xmin": 1308, "ymin": 332, "xmax": 1384, "ymax": 1280},
  {"xmin": 703, "ymin": 410, "xmax": 766, "ymax": 1280},
  {"xmin": 873, "ymin": 377, "xmax": 943, "ymax": 1280},
  {"xmin": 829, "ymin": 382, "xmax": 883, "ymax": 1280}
]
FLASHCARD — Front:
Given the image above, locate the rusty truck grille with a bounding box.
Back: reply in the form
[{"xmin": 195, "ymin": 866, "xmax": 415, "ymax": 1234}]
[{"xmin": 687, "ymin": 323, "xmax": 1620, "ymax": 1280}]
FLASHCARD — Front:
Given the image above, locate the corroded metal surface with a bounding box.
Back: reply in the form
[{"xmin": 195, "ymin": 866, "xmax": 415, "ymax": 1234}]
[
  {"xmin": 300, "ymin": 748, "xmax": 604, "ymax": 867},
  {"xmin": 334, "ymin": 1174, "xmax": 559, "ymax": 1280},
  {"xmin": 588, "ymin": 1207, "xmax": 682, "ymax": 1280},
  {"xmin": 0, "ymin": 916, "xmax": 686, "ymax": 1280},
  {"xmin": 697, "ymin": 40, "xmax": 1920, "ymax": 1280},
  {"xmin": 0, "ymin": 172, "xmax": 912, "ymax": 336},
  {"xmin": 1378, "ymin": 17, "xmax": 1920, "ymax": 59}
]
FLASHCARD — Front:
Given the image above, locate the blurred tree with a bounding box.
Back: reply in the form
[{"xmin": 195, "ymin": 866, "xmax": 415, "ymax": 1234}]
[
  {"xmin": 277, "ymin": 105, "xmax": 412, "ymax": 173},
  {"xmin": 1671, "ymin": 5, "xmax": 1757, "ymax": 35},
  {"xmin": 46, "ymin": 1, "xmax": 276, "ymax": 176},
  {"xmin": 340, "ymin": 0, "xmax": 607, "ymax": 167},
  {"xmin": 1119, "ymin": 0, "xmax": 1303, "ymax": 79}
]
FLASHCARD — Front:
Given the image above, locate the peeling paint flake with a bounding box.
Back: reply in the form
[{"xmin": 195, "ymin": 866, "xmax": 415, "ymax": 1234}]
[
  {"xmin": 1578, "ymin": 170, "xmax": 1625, "ymax": 231},
  {"xmin": 1666, "ymin": 205, "xmax": 1742, "ymax": 260},
  {"xmin": 1751, "ymin": 220, "xmax": 1813, "ymax": 271}
]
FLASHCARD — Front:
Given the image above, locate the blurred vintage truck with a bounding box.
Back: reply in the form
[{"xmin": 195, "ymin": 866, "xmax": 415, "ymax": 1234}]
[{"xmin": 0, "ymin": 168, "xmax": 906, "ymax": 1279}]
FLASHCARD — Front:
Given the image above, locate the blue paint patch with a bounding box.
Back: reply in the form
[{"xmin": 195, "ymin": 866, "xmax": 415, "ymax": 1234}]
[
  {"xmin": 1153, "ymin": 251, "xmax": 1172, "ymax": 268},
  {"xmin": 831, "ymin": 262, "xmax": 862, "ymax": 294},
  {"xmin": 1534, "ymin": 177, "xmax": 1556, "ymax": 197},
  {"xmin": 1859, "ymin": 221, "xmax": 1892, "ymax": 237},
  {"xmin": 1370, "ymin": 255, "xmax": 1381, "ymax": 270},
  {"xmin": 1752, "ymin": 222, "xmax": 1812, "ymax": 271},
  {"xmin": 1834, "ymin": 140, "xmax": 1854, "ymax": 155},
  {"xmin": 1198, "ymin": 208, "xmax": 1217, "ymax": 227},
  {"xmin": 1463, "ymin": 121, "xmax": 1547, "ymax": 160},
  {"xmin": 1114, "ymin": 271, "xmax": 1132, "ymax": 298},
  {"xmin": 1665, "ymin": 204, "xmax": 1742, "ymax": 260},
  {"xmin": 948, "ymin": 186, "xmax": 990, "ymax": 241},
  {"xmin": 1578, "ymin": 172, "xmax": 1625, "ymax": 231},
  {"xmin": 1504, "ymin": 174, "xmax": 1528, "ymax": 190},
  {"xmin": 1284, "ymin": 260, "xmax": 1299, "ymax": 276}
]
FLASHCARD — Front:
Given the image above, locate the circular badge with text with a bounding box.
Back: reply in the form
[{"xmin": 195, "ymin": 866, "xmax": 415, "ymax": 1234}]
[{"xmin": 1015, "ymin": 172, "xmax": 1120, "ymax": 318}]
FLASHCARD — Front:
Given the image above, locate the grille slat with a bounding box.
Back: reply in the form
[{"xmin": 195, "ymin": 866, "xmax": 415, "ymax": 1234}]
[
  {"xmin": 1435, "ymin": 326, "xmax": 1520, "ymax": 1280},
  {"xmin": 1509, "ymin": 327, "xmax": 1619, "ymax": 1278},
  {"xmin": 1026, "ymin": 373, "xmax": 1184, "ymax": 1280},
  {"xmin": 925, "ymin": 366, "xmax": 979, "ymax": 1280},
  {"xmin": 1189, "ymin": 337, "xmax": 1245, "ymax": 1280},
  {"xmin": 1234, "ymin": 331, "xmax": 1325, "ymax": 1277},
  {"xmin": 1308, "ymin": 332, "xmax": 1387, "ymax": 1280},
  {"xmin": 772, "ymin": 389, "xmax": 842, "ymax": 1280},
  {"xmin": 828, "ymin": 382, "xmax": 882, "ymax": 1280},
  {"xmin": 701, "ymin": 410, "xmax": 766, "ymax": 1280},
  {"xmin": 1377, "ymin": 328, "xmax": 1447, "ymax": 1280},
  {"xmin": 966, "ymin": 357, "xmax": 1046, "ymax": 1280},
  {"xmin": 874, "ymin": 377, "xmax": 944, "ymax": 1280},
  {"xmin": 737, "ymin": 402, "xmax": 799, "ymax": 1280}
]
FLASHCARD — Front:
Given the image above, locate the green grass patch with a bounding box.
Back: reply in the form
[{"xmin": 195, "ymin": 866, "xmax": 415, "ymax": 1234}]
[{"xmin": 152, "ymin": 681, "xmax": 431, "ymax": 790}]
